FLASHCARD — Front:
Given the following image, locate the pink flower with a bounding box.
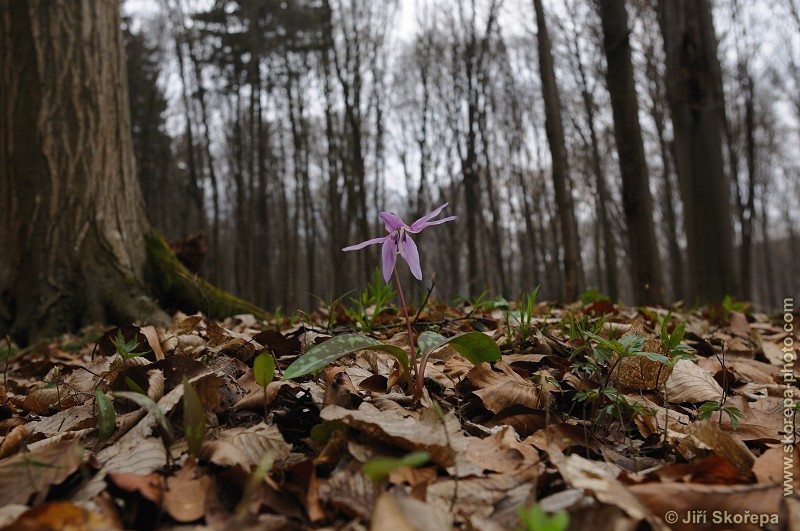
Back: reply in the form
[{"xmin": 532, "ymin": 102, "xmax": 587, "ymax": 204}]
[{"xmin": 343, "ymin": 203, "xmax": 457, "ymax": 282}]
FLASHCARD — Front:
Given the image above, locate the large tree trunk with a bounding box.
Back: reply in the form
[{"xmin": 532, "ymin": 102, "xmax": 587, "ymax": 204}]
[
  {"xmin": 565, "ymin": 4, "xmax": 618, "ymax": 300},
  {"xmin": 657, "ymin": 0, "xmax": 738, "ymax": 303},
  {"xmin": 0, "ymin": 0, "xmax": 164, "ymax": 343},
  {"xmin": 533, "ymin": 0, "xmax": 583, "ymax": 301},
  {"xmin": 0, "ymin": 0, "xmax": 264, "ymax": 345},
  {"xmin": 598, "ymin": 0, "xmax": 664, "ymax": 305}
]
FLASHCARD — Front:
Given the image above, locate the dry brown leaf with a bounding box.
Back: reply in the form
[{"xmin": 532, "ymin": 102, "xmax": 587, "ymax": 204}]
[
  {"xmin": 761, "ymin": 341, "xmax": 787, "ymax": 366},
  {"xmin": 548, "ymin": 446, "xmax": 669, "ymax": 531},
  {"xmin": 170, "ymin": 314, "xmax": 204, "ymax": 335},
  {"xmin": 370, "ymin": 494, "xmax": 417, "ymax": 531},
  {"xmin": 321, "ymin": 402, "xmax": 483, "ymax": 477},
  {"xmin": 107, "ymin": 471, "xmax": 164, "ymax": 505},
  {"xmin": 666, "ymin": 359, "xmax": 723, "ymax": 403},
  {"xmin": 654, "ymin": 454, "xmax": 752, "ymax": 484},
  {"xmin": 465, "ymin": 426, "xmax": 540, "ymax": 474},
  {"xmin": 0, "ymin": 423, "xmax": 30, "ymax": 459},
  {"xmin": 27, "ymin": 402, "xmax": 95, "ymax": 437},
  {"xmin": 684, "ymin": 419, "xmax": 755, "ymax": 474},
  {"xmin": 371, "ymin": 493, "xmax": 452, "ymax": 531},
  {"xmin": 140, "ymin": 325, "xmax": 165, "ymax": 361},
  {"xmin": 426, "ymin": 473, "xmax": 534, "ymax": 526},
  {"xmin": 4, "ymin": 501, "xmax": 121, "ymax": 530},
  {"xmin": 174, "ymin": 334, "xmax": 206, "ymax": 356},
  {"xmin": 526, "ymin": 422, "xmax": 602, "ymax": 454},
  {"xmin": 0, "ymin": 437, "xmax": 84, "ymax": 505},
  {"xmin": 73, "ymin": 369, "xmax": 213, "ymax": 501},
  {"xmin": 200, "ymin": 422, "xmax": 291, "ymax": 469},
  {"xmin": 753, "ymin": 445, "xmax": 798, "ymax": 485},
  {"xmin": 163, "ymin": 459, "xmax": 211, "ymax": 523},
  {"xmin": 729, "ymin": 311, "xmax": 751, "ymax": 338},
  {"xmin": 467, "ymin": 361, "xmax": 541, "ymax": 413},
  {"xmin": 318, "ymin": 462, "xmax": 377, "ymax": 521},
  {"xmin": 205, "ymin": 319, "xmax": 229, "ymax": 346},
  {"xmin": 701, "ymin": 395, "xmax": 783, "ymax": 442},
  {"xmin": 629, "ymin": 482, "xmax": 783, "ymax": 531},
  {"xmin": 787, "ymin": 497, "xmax": 800, "ymax": 531}
]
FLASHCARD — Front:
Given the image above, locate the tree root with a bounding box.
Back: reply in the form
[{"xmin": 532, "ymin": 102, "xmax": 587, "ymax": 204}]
[{"xmin": 145, "ymin": 233, "xmax": 268, "ymax": 322}]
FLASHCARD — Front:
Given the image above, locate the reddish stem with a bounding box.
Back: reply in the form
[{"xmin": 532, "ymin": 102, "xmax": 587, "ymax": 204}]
[{"xmin": 393, "ymin": 268, "xmax": 420, "ymax": 395}]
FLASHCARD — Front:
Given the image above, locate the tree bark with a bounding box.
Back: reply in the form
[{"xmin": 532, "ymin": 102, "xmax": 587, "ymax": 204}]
[
  {"xmin": 598, "ymin": 0, "xmax": 664, "ymax": 305},
  {"xmin": 0, "ymin": 0, "xmax": 264, "ymax": 344},
  {"xmin": 533, "ymin": 0, "xmax": 583, "ymax": 301},
  {"xmin": 643, "ymin": 32, "xmax": 684, "ymax": 301},
  {"xmin": 657, "ymin": 0, "xmax": 738, "ymax": 303},
  {"xmin": 565, "ymin": 12, "xmax": 618, "ymax": 300}
]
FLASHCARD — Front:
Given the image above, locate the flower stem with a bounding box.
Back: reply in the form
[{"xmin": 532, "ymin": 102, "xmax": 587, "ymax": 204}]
[{"xmin": 393, "ymin": 268, "xmax": 420, "ymax": 395}]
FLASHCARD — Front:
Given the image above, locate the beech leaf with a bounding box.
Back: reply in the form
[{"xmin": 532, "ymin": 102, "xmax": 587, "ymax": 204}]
[{"xmin": 282, "ymin": 334, "xmax": 410, "ymax": 381}]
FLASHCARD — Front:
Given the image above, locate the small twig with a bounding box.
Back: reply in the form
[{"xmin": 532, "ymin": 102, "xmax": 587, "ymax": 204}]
[{"xmin": 393, "ymin": 268, "xmax": 419, "ymax": 395}]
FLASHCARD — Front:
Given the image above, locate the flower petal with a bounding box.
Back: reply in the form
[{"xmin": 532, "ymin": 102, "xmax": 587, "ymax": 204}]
[
  {"xmin": 411, "ymin": 215, "xmax": 457, "ymax": 231},
  {"xmin": 342, "ymin": 236, "xmax": 388, "ymax": 251},
  {"xmin": 381, "ymin": 238, "xmax": 398, "ymax": 282},
  {"xmin": 380, "ymin": 212, "xmax": 406, "ymax": 233},
  {"xmin": 398, "ymin": 235, "xmax": 422, "ymax": 280},
  {"xmin": 407, "ymin": 203, "xmax": 455, "ymax": 233}
]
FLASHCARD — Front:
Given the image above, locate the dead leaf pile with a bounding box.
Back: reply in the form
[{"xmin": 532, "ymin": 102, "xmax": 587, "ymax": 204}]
[{"xmin": 0, "ymin": 303, "xmax": 796, "ymax": 529}]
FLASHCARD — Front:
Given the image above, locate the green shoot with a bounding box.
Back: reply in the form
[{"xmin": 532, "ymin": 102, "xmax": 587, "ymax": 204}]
[
  {"xmin": 94, "ymin": 390, "xmax": 116, "ymax": 445},
  {"xmin": 517, "ymin": 504, "xmax": 569, "ymax": 531},
  {"xmin": 253, "ymin": 351, "xmax": 276, "ymax": 418},
  {"xmin": 698, "ymin": 401, "xmax": 745, "ymax": 430},
  {"xmin": 110, "ymin": 329, "xmax": 149, "ymax": 363},
  {"xmin": 362, "ymin": 451, "xmax": 430, "ymax": 483},
  {"xmin": 182, "ymin": 377, "xmax": 205, "ymax": 457}
]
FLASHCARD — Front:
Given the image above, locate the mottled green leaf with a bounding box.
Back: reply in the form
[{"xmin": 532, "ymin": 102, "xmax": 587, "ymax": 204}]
[
  {"xmin": 94, "ymin": 390, "xmax": 115, "ymax": 443},
  {"xmin": 418, "ymin": 331, "xmax": 501, "ymax": 365},
  {"xmin": 114, "ymin": 391, "xmax": 174, "ymax": 442},
  {"xmin": 282, "ymin": 334, "xmax": 410, "ymax": 380},
  {"xmin": 182, "ymin": 377, "xmax": 205, "ymax": 457},
  {"xmin": 253, "ymin": 352, "xmax": 275, "ymax": 388},
  {"xmin": 362, "ymin": 451, "xmax": 430, "ymax": 483}
]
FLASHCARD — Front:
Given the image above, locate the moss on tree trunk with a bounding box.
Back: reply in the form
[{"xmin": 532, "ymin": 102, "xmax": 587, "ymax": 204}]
[{"xmin": 146, "ymin": 233, "xmax": 268, "ymax": 321}]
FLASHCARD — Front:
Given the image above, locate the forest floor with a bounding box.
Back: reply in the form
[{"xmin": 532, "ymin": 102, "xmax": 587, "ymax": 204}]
[{"xmin": 0, "ymin": 295, "xmax": 796, "ymax": 530}]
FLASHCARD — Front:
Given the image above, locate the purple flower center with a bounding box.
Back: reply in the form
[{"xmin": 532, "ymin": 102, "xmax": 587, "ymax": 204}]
[{"xmin": 391, "ymin": 228, "xmax": 406, "ymax": 247}]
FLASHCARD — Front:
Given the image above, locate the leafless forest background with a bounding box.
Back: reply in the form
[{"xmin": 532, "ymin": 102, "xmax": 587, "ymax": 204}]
[{"xmin": 124, "ymin": 0, "xmax": 800, "ymax": 312}]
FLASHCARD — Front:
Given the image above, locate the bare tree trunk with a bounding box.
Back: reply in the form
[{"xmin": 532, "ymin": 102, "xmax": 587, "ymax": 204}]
[
  {"xmin": 598, "ymin": 0, "xmax": 664, "ymax": 305},
  {"xmin": 758, "ymin": 182, "xmax": 776, "ymax": 303},
  {"xmin": 169, "ymin": 13, "xmax": 205, "ymax": 239},
  {"xmin": 477, "ymin": 88, "xmax": 508, "ymax": 295},
  {"xmin": 184, "ymin": 37, "xmax": 223, "ymax": 288},
  {"xmin": 643, "ymin": 35, "xmax": 684, "ymax": 301},
  {"xmin": 532, "ymin": 0, "xmax": 582, "ymax": 301},
  {"xmin": 658, "ymin": 0, "xmax": 738, "ymax": 303},
  {"xmin": 0, "ymin": 0, "xmax": 169, "ymax": 343},
  {"xmin": 736, "ymin": 68, "xmax": 757, "ymax": 301},
  {"xmin": 322, "ymin": 49, "xmax": 345, "ymax": 296}
]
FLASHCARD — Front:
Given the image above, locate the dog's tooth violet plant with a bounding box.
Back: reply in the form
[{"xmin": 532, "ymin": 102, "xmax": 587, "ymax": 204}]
[{"xmin": 283, "ymin": 202, "xmax": 501, "ymax": 399}]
